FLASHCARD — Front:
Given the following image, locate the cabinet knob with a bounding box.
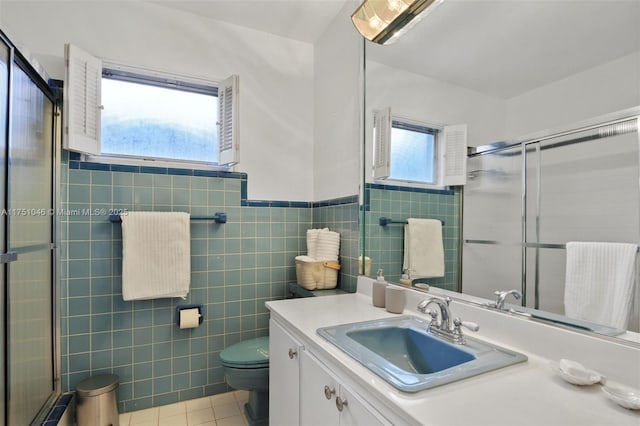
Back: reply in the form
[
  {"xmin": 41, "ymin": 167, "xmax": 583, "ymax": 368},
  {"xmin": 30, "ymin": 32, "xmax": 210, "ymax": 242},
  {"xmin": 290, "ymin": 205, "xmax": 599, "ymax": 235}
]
[
  {"xmin": 288, "ymin": 348, "xmax": 298, "ymax": 359},
  {"xmin": 323, "ymin": 385, "xmax": 336, "ymax": 400},
  {"xmin": 336, "ymin": 396, "xmax": 348, "ymax": 412}
]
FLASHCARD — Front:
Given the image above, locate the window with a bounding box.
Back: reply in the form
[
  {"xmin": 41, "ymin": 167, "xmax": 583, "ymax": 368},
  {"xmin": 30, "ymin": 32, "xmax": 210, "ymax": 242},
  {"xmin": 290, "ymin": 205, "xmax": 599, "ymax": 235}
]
[
  {"xmin": 101, "ymin": 71, "xmax": 219, "ymax": 163},
  {"xmin": 63, "ymin": 43, "xmax": 239, "ymax": 167},
  {"xmin": 390, "ymin": 121, "xmax": 436, "ymax": 184},
  {"xmin": 373, "ymin": 107, "xmax": 467, "ymax": 186}
]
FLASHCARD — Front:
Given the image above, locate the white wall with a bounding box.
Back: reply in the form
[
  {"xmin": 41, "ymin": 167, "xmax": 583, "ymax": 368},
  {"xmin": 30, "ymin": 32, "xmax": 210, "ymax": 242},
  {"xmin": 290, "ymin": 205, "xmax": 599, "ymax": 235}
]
[
  {"xmin": 313, "ymin": 0, "xmax": 362, "ymax": 200},
  {"xmin": 505, "ymin": 51, "xmax": 640, "ymax": 139},
  {"xmin": 1, "ymin": 0, "xmax": 316, "ymax": 201},
  {"xmin": 364, "ymin": 59, "xmax": 507, "ymax": 183}
]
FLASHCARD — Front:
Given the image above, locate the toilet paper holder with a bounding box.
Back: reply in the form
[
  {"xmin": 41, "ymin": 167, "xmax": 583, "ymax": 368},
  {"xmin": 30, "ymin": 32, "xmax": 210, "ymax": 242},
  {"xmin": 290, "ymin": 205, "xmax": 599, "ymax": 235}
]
[{"xmin": 176, "ymin": 304, "xmax": 203, "ymax": 327}]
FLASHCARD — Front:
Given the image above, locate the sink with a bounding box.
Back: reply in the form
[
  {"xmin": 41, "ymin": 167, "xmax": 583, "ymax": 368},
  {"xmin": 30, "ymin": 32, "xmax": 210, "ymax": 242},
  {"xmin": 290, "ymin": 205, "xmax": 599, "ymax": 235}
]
[
  {"xmin": 317, "ymin": 316, "xmax": 527, "ymax": 392},
  {"xmin": 346, "ymin": 327, "xmax": 476, "ymax": 374}
]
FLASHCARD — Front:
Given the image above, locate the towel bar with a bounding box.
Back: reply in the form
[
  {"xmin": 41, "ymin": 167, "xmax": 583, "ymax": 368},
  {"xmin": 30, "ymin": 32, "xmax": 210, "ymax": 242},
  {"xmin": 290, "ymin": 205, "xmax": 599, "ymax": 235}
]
[
  {"xmin": 109, "ymin": 212, "xmax": 227, "ymax": 224},
  {"xmin": 379, "ymin": 217, "xmax": 444, "ymax": 226}
]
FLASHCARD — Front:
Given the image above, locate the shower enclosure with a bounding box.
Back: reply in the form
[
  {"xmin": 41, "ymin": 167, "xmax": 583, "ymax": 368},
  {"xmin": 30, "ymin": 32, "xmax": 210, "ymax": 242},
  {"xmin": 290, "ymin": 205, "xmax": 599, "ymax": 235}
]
[
  {"xmin": 462, "ymin": 114, "xmax": 639, "ymax": 331},
  {"xmin": 1, "ymin": 31, "xmax": 59, "ymax": 425}
]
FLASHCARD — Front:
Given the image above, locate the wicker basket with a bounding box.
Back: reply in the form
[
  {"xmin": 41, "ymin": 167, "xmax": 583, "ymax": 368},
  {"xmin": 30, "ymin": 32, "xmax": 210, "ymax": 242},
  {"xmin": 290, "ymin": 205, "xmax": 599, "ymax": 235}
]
[{"xmin": 295, "ymin": 258, "xmax": 341, "ymax": 290}]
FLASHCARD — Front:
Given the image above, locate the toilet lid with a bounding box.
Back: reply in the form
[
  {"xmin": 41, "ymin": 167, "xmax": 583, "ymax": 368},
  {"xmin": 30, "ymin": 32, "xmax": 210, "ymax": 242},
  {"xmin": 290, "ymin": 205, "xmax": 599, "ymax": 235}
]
[{"xmin": 220, "ymin": 336, "xmax": 269, "ymax": 368}]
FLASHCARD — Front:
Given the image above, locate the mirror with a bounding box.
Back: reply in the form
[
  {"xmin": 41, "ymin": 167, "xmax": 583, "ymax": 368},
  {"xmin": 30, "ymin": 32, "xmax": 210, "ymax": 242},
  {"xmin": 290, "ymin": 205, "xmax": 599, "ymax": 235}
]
[{"xmin": 361, "ymin": 0, "xmax": 640, "ymax": 343}]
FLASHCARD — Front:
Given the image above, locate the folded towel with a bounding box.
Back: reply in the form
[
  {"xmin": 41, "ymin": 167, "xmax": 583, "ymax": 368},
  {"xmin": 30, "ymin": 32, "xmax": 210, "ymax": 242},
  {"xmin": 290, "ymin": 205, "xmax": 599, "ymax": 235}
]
[
  {"xmin": 403, "ymin": 218, "xmax": 444, "ymax": 279},
  {"xmin": 121, "ymin": 212, "xmax": 191, "ymax": 301},
  {"xmin": 564, "ymin": 242, "xmax": 637, "ymax": 330},
  {"xmin": 306, "ymin": 229, "xmax": 324, "ymax": 260},
  {"xmin": 315, "ymin": 230, "xmax": 340, "ymax": 261},
  {"xmin": 295, "ymin": 255, "xmax": 316, "ymax": 262},
  {"xmin": 305, "ymin": 228, "xmax": 340, "ymax": 261}
]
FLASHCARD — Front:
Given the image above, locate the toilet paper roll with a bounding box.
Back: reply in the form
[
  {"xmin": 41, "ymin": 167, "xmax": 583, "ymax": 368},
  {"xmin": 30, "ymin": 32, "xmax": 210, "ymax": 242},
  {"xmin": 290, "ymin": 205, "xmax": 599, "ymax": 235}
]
[{"xmin": 179, "ymin": 308, "xmax": 201, "ymax": 329}]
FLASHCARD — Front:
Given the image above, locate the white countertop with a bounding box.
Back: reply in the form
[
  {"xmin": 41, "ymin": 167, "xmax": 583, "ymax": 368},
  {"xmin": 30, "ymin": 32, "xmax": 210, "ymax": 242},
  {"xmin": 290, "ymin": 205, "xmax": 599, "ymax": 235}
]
[{"xmin": 266, "ymin": 279, "xmax": 640, "ymax": 425}]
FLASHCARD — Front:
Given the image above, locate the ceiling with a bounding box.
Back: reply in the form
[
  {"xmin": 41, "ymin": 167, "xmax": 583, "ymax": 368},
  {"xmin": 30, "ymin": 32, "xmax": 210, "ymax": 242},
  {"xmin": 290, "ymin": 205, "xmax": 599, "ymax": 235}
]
[
  {"xmin": 151, "ymin": 0, "xmax": 640, "ymax": 99},
  {"xmin": 149, "ymin": 0, "xmax": 351, "ymax": 43},
  {"xmin": 367, "ymin": 0, "xmax": 640, "ymax": 98}
]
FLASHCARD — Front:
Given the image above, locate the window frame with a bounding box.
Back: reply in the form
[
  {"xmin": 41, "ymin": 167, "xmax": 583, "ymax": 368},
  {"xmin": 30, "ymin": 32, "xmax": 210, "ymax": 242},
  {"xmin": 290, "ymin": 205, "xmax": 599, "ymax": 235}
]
[
  {"xmin": 95, "ymin": 66, "xmax": 223, "ymax": 169},
  {"xmin": 63, "ymin": 44, "xmax": 239, "ymax": 170},
  {"xmin": 371, "ymin": 107, "xmax": 467, "ymax": 188},
  {"xmin": 389, "ymin": 118, "xmax": 439, "ymax": 185}
]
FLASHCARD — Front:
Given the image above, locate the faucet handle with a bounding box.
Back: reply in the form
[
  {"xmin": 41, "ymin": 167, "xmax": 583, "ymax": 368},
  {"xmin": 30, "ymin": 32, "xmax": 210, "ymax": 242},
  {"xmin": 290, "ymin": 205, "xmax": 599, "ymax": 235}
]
[
  {"xmin": 453, "ymin": 317, "xmax": 479, "ymax": 332},
  {"xmin": 417, "ymin": 300, "xmax": 429, "ymax": 313},
  {"xmin": 425, "ymin": 308, "xmax": 439, "ymax": 320},
  {"xmin": 425, "ymin": 309, "xmax": 440, "ymax": 328}
]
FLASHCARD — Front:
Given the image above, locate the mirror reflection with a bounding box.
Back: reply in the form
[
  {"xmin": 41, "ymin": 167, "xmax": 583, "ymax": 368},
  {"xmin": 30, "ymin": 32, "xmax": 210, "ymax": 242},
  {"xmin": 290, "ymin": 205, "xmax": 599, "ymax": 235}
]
[{"xmin": 361, "ymin": 0, "xmax": 640, "ymax": 341}]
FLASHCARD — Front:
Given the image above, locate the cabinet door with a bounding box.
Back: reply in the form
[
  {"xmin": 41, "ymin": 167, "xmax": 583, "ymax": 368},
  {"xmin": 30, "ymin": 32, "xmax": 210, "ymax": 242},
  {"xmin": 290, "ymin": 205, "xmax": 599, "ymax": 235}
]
[
  {"xmin": 300, "ymin": 350, "xmax": 390, "ymax": 426},
  {"xmin": 339, "ymin": 385, "xmax": 390, "ymax": 426},
  {"xmin": 269, "ymin": 319, "xmax": 303, "ymax": 426},
  {"xmin": 300, "ymin": 350, "xmax": 340, "ymax": 425}
]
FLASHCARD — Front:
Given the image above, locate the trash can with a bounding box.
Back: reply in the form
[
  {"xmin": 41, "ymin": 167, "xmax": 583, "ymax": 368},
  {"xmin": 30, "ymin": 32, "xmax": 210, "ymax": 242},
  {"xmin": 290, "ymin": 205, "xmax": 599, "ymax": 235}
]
[{"xmin": 76, "ymin": 374, "xmax": 119, "ymax": 426}]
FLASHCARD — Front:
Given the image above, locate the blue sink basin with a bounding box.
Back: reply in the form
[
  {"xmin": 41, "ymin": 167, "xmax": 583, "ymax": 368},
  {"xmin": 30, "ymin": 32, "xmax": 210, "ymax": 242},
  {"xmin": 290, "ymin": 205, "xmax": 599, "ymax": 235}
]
[
  {"xmin": 346, "ymin": 327, "xmax": 476, "ymax": 374},
  {"xmin": 317, "ymin": 316, "xmax": 527, "ymax": 392}
]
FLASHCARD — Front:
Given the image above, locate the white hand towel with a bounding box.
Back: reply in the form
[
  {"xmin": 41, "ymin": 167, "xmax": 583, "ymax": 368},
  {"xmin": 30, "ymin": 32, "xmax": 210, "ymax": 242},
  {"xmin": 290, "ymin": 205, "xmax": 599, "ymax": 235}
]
[
  {"xmin": 403, "ymin": 218, "xmax": 444, "ymax": 278},
  {"xmin": 564, "ymin": 242, "xmax": 637, "ymax": 330},
  {"xmin": 121, "ymin": 211, "xmax": 191, "ymax": 301}
]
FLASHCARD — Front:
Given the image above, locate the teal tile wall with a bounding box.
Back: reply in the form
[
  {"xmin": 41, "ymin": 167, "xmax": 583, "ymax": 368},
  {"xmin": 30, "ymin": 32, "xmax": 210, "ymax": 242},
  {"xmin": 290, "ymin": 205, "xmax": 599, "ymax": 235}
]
[
  {"xmin": 363, "ymin": 184, "xmax": 461, "ymax": 291},
  {"xmin": 60, "ymin": 153, "xmax": 358, "ymax": 412},
  {"xmin": 312, "ymin": 197, "xmax": 360, "ymax": 293}
]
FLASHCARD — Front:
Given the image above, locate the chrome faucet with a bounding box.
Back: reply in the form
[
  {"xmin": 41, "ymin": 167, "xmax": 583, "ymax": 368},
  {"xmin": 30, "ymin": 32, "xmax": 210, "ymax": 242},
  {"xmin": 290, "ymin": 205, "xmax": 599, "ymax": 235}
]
[
  {"xmin": 493, "ymin": 289, "xmax": 522, "ymax": 310},
  {"xmin": 417, "ymin": 296, "xmax": 479, "ymax": 345}
]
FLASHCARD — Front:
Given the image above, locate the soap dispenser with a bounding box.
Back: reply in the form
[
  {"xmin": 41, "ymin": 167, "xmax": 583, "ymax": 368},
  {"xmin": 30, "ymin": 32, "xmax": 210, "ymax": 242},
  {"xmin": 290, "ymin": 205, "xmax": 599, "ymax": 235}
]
[
  {"xmin": 399, "ymin": 274, "xmax": 411, "ymax": 287},
  {"xmin": 399, "ymin": 268, "xmax": 412, "ymax": 286},
  {"xmin": 372, "ymin": 269, "xmax": 387, "ymax": 307}
]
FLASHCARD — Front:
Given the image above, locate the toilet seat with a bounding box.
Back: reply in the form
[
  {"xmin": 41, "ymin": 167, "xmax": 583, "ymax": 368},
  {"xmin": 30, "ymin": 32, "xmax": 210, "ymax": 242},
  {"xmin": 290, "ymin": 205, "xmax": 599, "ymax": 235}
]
[{"xmin": 220, "ymin": 336, "xmax": 269, "ymax": 369}]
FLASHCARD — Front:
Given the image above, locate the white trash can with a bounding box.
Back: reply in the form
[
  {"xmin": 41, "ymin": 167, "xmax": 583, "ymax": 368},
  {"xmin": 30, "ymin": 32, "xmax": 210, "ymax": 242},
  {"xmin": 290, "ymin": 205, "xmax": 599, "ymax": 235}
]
[{"xmin": 76, "ymin": 374, "xmax": 119, "ymax": 426}]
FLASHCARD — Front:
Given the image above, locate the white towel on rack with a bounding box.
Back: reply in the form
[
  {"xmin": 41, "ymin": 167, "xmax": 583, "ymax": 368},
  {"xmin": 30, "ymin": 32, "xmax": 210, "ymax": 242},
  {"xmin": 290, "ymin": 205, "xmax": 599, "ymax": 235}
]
[
  {"xmin": 564, "ymin": 242, "xmax": 637, "ymax": 330},
  {"xmin": 121, "ymin": 212, "xmax": 191, "ymax": 301},
  {"xmin": 403, "ymin": 218, "xmax": 444, "ymax": 279}
]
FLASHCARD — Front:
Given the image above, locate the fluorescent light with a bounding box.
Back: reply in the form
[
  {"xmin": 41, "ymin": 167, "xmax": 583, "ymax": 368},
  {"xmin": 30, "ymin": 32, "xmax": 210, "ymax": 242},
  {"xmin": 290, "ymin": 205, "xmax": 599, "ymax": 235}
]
[{"xmin": 351, "ymin": 0, "xmax": 444, "ymax": 45}]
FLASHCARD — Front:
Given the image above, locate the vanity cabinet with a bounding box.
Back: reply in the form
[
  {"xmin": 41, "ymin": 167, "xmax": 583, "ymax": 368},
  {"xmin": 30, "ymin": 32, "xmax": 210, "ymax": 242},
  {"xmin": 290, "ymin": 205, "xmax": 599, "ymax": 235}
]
[
  {"xmin": 269, "ymin": 319, "xmax": 304, "ymax": 426},
  {"xmin": 270, "ymin": 317, "xmax": 391, "ymax": 426},
  {"xmin": 300, "ymin": 349, "xmax": 390, "ymax": 426}
]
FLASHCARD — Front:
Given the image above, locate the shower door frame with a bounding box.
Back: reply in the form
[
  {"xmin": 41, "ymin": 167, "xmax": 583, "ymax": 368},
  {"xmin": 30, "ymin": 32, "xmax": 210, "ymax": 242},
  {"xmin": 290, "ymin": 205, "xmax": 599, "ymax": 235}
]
[
  {"xmin": 463, "ymin": 109, "xmax": 640, "ymax": 310},
  {"xmin": 0, "ymin": 29, "xmax": 61, "ymax": 426}
]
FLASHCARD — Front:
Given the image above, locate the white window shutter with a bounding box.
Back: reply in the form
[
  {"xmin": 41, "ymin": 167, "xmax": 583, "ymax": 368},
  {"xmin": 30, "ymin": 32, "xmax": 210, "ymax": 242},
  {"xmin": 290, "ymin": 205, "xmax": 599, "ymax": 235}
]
[
  {"xmin": 441, "ymin": 124, "xmax": 468, "ymax": 186},
  {"xmin": 372, "ymin": 107, "xmax": 391, "ymax": 179},
  {"xmin": 63, "ymin": 43, "xmax": 102, "ymax": 155},
  {"xmin": 218, "ymin": 74, "xmax": 239, "ymax": 166}
]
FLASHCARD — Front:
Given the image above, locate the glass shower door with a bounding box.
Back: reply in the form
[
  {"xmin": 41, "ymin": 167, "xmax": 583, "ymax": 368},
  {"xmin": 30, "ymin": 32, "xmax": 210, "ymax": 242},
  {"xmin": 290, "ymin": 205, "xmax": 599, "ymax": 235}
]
[
  {"xmin": 529, "ymin": 121, "xmax": 640, "ymax": 320},
  {"xmin": 6, "ymin": 59, "xmax": 55, "ymax": 425},
  {"xmin": 462, "ymin": 145, "xmax": 524, "ymax": 300},
  {"xmin": 0, "ymin": 37, "xmax": 9, "ymax": 426}
]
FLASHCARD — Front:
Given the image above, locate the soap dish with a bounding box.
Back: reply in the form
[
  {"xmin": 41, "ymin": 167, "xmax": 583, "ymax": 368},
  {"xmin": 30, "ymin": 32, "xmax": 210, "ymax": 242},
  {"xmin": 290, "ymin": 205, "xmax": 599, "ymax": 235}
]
[
  {"xmin": 549, "ymin": 359, "xmax": 605, "ymax": 386},
  {"xmin": 602, "ymin": 382, "xmax": 640, "ymax": 410}
]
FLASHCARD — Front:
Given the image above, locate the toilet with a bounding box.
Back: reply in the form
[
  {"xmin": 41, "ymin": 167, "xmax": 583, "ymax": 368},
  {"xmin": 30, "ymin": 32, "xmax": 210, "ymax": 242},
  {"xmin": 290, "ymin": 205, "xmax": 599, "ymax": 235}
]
[{"xmin": 220, "ymin": 337, "xmax": 269, "ymax": 426}]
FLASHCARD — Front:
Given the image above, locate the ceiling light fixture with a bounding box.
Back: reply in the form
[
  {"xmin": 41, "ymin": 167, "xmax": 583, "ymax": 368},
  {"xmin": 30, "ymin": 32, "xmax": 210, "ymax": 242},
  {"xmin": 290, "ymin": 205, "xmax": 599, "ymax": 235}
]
[{"xmin": 351, "ymin": 0, "xmax": 445, "ymax": 45}]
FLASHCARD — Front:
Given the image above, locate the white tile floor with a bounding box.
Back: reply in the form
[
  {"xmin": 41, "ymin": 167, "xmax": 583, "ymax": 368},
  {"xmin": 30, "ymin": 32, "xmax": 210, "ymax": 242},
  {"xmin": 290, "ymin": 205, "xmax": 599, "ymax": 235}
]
[{"xmin": 119, "ymin": 390, "xmax": 250, "ymax": 426}]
